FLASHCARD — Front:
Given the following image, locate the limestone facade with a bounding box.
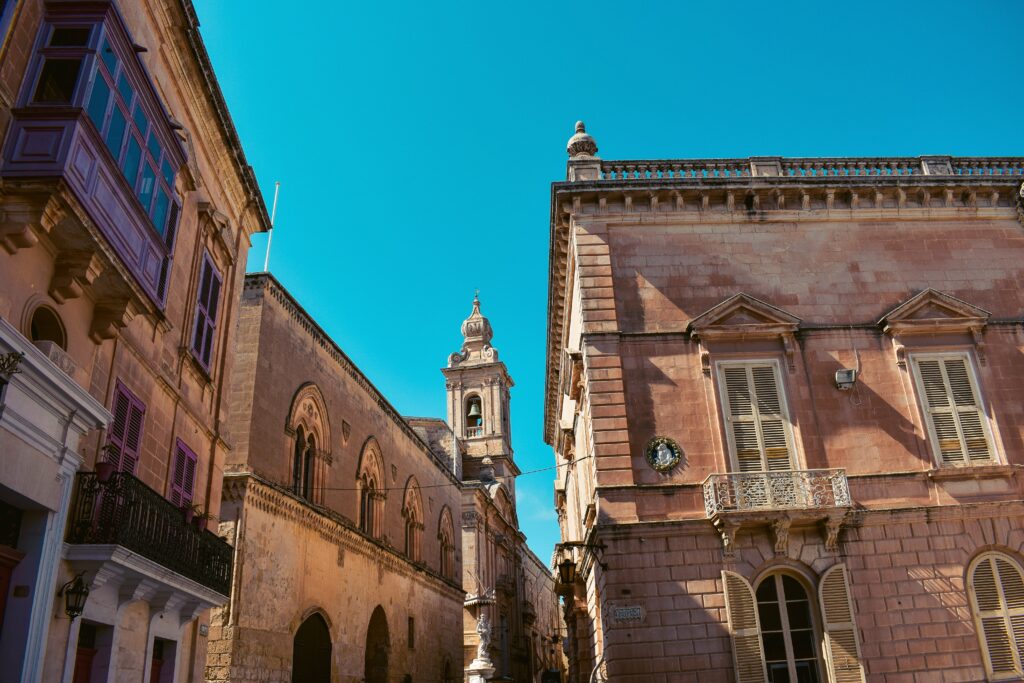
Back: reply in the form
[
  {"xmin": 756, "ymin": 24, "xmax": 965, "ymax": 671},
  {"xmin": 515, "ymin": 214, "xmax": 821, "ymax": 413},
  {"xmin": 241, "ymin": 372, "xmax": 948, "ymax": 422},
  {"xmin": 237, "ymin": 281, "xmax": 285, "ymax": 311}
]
[
  {"xmin": 0, "ymin": 1, "xmax": 269, "ymax": 681},
  {"xmin": 545, "ymin": 125, "xmax": 1024, "ymax": 682},
  {"xmin": 208, "ymin": 274, "xmax": 465, "ymax": 683}
]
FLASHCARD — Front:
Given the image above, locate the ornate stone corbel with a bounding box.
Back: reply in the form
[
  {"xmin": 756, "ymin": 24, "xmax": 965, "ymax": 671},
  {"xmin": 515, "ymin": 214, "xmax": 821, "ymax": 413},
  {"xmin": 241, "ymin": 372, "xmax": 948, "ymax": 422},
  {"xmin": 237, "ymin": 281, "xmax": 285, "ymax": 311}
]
[
  {"xmin": 892, "ymin": 336, "xmax": 907, "ymax": 368},
  {"xmin": 781, "ymin": 333, "xmax": 797, "ymax": 373},
  {"xmin": 623, "ymin": 195, "xmax": 633, "ymax": 213},
  {"xmin": 673, "ymin": 192, "xmax": 684, "ymax": 211},
  {"xmin": 696, "ymin": 338, "xmax": 711, "ymax": 376},
  {"xmin": 89, "ymin": 299, "xmax": 133, "ymax": 343},
  {"xmin": 825, "ymin": 189, "xmax": 835, "ymax": 211},
  {"xmin": 874, "ymin": 190, "xmax": 884, "ymax": 208},
  {"xmin": 944, "ymin": 188, "xmax": 954, "ymax": 208},
  {"xmin": 725, "ymin": 191, "xmax": 735, "ymax": 212},
  {"xmin": 50, "ymin": 250, "xmax": 104, "ymax": 303},
  {"xmin": 715, "ymin": 518, "xmax": 740, "ymax": 559},
  {"xmin": 823, "ymin": 515, "xmax": 844, "ymax": 551},
  {"xmin": 649, "ymin": 192, "xmax": 658, "ymax": 212},
  {"xmin": 897, "ymin": 187, "xmax": 907, "ymax": 208},
  {"xmin": 801, "ymin": 191, "xmax": 811, "ymax": 211},
  {"xmin": 971, "ymin": 326, "xmax": 986, "ymax": 366},
  {"xmin": 700, "ymin": 193, "xmax": 710, "ymax": 211},
  {"xmin": 598, "ymin": 196, "xmax": 607, "ymax": 213},
  {"xmin": 849, "ymin": 190, "xmax": 859, "ymax": 209},
  {"xmin": 773, "ymin": 190, "xmax": 785, "ymax": 210},
  {"xmin": 771, "ymin": 518, "xmax": 791, "ymax": 556}
]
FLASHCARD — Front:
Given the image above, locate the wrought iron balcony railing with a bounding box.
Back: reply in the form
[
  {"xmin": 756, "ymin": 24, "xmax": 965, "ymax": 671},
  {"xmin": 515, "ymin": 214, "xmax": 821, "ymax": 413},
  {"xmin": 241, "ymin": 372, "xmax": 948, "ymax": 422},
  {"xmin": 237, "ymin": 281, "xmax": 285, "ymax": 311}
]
[
  {"xmin": 66, "ymin": 472, "xmax": 233, "ymax": 595},
  {"xmin": 703, "ymin": 469, "xmax": 851, "ymax": 519}
]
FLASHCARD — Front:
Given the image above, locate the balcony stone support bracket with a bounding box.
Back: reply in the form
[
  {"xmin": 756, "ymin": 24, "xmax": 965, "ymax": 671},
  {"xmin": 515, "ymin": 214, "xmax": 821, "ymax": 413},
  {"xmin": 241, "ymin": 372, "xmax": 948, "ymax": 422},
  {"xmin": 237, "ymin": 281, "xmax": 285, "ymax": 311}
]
[
  {"xmin": 823, "ymin": 514, "xmax": 845, "ymax": 551},
  {"xmin": 771, "ymin": 517, "xmax": 791, "ymax": 555},
  {"xmin": 49, "ymin": 250, "xmax": 105, "ymax": 304},
  {"xmin": 0, "ymin": 193, "xmax": 66, "ymax": 254},
  {"xmin": 714, "ymin": 517, "xmax": 741, "ymax": 560}
]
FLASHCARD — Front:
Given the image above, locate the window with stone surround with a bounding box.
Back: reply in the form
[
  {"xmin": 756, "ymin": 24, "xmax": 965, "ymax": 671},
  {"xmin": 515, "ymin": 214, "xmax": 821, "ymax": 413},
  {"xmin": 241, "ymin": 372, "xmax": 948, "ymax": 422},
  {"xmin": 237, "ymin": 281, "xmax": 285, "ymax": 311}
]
[
  {"xmin": 968, "ymin": 552, "xmax": 1024, "ymax": 680},
  {"xmin": 190, "ymin": 253, "xmax": 222, "ymax": 371},
  {"xmin": 402, "ymin": 478, "xmax": 423, "ymax": 562},
  {"xmin": 723, "ymin": 565, "xmax": 864, "ymax": 683},
  {"xmin": 168, "ymin": 440, "xmax": 197, "ymax": 508},
  {"xmin": 715, "ymin": 360, "xmax": 797, "ymax": 473},
  {"xmin": 438, "ymin": 506, "xmax": 456, "ymax": 580},
  {"xmin": 357, "ymin": 440, "xmax": 385, "ymax": 539},
  {"xmin": 909, "ymin": 352, "xmax": 996, "ymax": 467},
  {"xmin": 105, "ymin": 380, "xmax": 145, "ymax": 474}
]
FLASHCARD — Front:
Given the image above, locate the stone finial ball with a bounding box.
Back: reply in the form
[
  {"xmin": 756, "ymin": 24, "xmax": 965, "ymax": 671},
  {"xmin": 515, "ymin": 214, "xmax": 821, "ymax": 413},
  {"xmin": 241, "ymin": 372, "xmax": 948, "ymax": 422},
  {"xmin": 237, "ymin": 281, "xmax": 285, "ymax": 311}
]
[{"xmin": 567, "ymin": 120, "xmax": 598, "ymax": 158}]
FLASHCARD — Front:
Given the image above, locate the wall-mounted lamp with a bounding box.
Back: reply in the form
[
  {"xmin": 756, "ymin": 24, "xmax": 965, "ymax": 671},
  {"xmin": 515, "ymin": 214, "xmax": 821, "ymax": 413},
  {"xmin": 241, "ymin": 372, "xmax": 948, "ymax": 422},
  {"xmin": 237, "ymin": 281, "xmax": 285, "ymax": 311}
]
[
  {"xmin": 58, "ymin": 571, "xmax": 89, "ymax": 620},
  {"xmin": 557, "ymin": 556, "xmax": 577, "ymax": 586},
  {"xmin": 834, "ymin": 368, "xmax": 858, "ymax": 391},
  {"xmin": 555, "ymin": 541, "xmax": 608, "ymax": 584}
]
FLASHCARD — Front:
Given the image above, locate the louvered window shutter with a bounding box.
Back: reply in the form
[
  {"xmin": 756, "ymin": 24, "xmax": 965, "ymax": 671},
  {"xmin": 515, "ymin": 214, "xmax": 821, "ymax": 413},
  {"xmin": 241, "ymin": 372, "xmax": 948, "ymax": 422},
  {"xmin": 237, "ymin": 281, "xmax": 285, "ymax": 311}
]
[
  {"xmin": 107, "ymin": 382, "xmax": 145, "ymax": 474},
  {"xmin": 720, "ymin": 363, "xmax": 794, "ymax": 472},
  {"xmin": 191, "ymin": 254, "xmax": 222, "ymax": 369},
  {"xmin": 913, "ymin": 356, "xmax": 993, "ymax": 466},
  {"xmin": 818, "ymin": 564, "xmax": 866, "ymax": 683},
  {"xmin": 970, "ymin": 554, "xmax": 1024, "ymax": 678},
  {"xmin": 723, "ymin": 570, "xmax": 767, "ymax": 683},
  {"xmin": 169, "ymin": 441, "xmax": 198, "ymax": 508}
]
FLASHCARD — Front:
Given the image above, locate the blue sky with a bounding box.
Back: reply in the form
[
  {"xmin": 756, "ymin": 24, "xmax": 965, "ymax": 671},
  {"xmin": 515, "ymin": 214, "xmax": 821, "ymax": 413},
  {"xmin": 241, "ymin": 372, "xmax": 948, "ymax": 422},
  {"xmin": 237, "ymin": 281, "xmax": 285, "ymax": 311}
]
[{"xmin": 195, "ymin": 0, "xmax": 1023, "ymax": 561}]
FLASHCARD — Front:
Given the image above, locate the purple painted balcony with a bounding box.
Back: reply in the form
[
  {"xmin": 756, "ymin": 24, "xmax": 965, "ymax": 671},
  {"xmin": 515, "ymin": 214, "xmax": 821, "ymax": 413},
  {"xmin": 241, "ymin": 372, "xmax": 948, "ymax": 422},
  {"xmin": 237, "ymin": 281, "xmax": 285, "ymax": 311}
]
[{"xmin": 1, "ymin": 1, "xmax": 185, "ymax": 314}]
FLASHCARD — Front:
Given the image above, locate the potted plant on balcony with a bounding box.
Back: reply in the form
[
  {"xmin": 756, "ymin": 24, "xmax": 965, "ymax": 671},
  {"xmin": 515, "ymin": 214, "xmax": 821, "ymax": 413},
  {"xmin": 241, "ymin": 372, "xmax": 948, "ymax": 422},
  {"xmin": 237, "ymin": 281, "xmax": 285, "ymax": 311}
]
[
  {"xmin": 96, "ymin": 445, "xmax": 119, "ymax": 483},
  {"xmin": 193, "ymin": 509, "xmax": 215, "ymax": 533},
  {"xmin": 181, "ymin": 502, "xmax": 201, "ymax": 525}
]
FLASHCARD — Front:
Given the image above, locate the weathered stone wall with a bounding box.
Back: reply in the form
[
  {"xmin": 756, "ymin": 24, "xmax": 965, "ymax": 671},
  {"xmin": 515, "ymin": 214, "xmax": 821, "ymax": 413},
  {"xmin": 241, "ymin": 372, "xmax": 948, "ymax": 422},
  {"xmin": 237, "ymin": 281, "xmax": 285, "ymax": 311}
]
[
  {"xmin": 207, "ymin": 478, "xmax": 463, "ymax": 683},
  {"xmin": 589, "ymin": 502, "xmax": 1024, "ymax": 682}
]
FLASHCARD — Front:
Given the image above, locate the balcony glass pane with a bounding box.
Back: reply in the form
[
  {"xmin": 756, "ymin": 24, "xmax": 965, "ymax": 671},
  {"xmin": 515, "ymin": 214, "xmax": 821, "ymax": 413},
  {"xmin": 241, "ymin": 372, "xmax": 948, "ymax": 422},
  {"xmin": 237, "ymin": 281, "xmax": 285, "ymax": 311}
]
[
  {"xmin": 121, "ymin": 135, "xmax": 142, "ymax": 186},
  {"xmin": 99, "ymin": 38, "xmax": 117, "ymax": 75},
  {"xmin": 137, "ymin": 162, "xmax": 156, "ymax": 211},
  {"xmin": 147, "ymin": 133, "xmax": 162, "ymax": 162},
  {"xmin": 161, "ymin": 158, "xmax": 175, "ymax": 187},
  {"xmin": 151, "ymin": 189, "xmax": 169, "ymax": 237},
  {"xmin": 104, "ymin": 105, "xmax": 127, "ymax": 158},
  {"xmin": 50, "ymin": 27, "xmax": 90, "ymax": 47},
  {"xmin": 33, "ymin": 58, "xmax": 82, "ymax": 103},
  {"xmin": 116, "ymin": 70, "xmax": 133, "ymax": 107},
  {"xmin": 86, "ymin": 73, "xmax": 111, "ymax": 129},
  {"xmin": 131, "ymin": 103, "xmax": 148, "ymax": 138}
]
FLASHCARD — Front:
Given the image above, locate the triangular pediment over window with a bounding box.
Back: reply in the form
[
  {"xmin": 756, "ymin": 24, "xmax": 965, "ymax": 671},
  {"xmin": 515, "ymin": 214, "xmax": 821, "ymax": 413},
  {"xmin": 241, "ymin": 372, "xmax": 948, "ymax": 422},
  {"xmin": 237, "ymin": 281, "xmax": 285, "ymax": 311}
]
[
  {"xmin": 688, "ymin": 293, "xmax": 801, "ymax": 340},
  {"xmin": 878, "ymin": 289, "xmax": 990, "ymax": 336},
  {"xmin": 879, "ymin": 289, "xmax": 990, "ymax": 367}
]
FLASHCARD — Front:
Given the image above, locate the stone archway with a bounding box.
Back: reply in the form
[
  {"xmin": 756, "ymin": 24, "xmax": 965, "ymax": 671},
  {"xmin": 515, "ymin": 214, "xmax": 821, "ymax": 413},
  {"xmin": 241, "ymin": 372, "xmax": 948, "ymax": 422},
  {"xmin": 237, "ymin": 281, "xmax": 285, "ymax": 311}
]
[
  {"xmin": 291, "ymin": 613, "xmax": 331, "ymax": 683},
  {"xmin": 364, "ymin": 606, "xmax": 389, "ymax": 683}
]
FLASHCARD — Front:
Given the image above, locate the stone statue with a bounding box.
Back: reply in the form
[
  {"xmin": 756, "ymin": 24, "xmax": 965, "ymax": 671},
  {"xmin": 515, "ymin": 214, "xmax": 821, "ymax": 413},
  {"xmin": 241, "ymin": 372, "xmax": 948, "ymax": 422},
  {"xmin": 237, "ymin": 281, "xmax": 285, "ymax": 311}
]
[{"xmin": 475, "ymin": 612, "xmax": 491, "ymax": 660}]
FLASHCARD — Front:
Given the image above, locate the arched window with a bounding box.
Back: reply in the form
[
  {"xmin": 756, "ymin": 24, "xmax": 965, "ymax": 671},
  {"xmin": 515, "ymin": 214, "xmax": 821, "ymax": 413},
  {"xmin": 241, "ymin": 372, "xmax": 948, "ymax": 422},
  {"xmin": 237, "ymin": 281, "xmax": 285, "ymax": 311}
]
[
  {"xmin": 287, "ymin": 384, "xmax": 330, "ymax": 505},
  {"xmin": 722, "ymin": 566, "xmax": 864, "ymax": 683},
  {"xmin": 968, "ymin": 552, "xmax": 1024, "ymax": 678},
  {"xmin": 438, "ymin": 507, "xmax": 456, "ymax": 579},
  {"xmin": 402, "ymin": 478, "xmax": 423, "ymax": 562},
  {"xmin": 465, "ymin": 395, "xmax": 483, "ymax": 437},
  {"xmin": 29, "ymin": 305, "xmax": 66, "ymax": 350},
  {"xmin": 357, "ymin": 439, "xmax": 385, "ymax": 539},
  {"xmin": 755, "ymin": 573, "xmax": 822, "ymax": 683}
]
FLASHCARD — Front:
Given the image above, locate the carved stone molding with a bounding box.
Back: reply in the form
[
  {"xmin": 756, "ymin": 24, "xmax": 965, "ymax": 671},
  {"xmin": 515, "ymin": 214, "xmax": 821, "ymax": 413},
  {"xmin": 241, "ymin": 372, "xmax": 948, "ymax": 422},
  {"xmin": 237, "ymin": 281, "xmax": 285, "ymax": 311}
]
[
  {"xmin": 771, "ymin": 518, "xmax": 791, "ymax": 556},
  {"xmin": 879, "ymin": 289, "xmax": 990, "ymax": 366},
  {"xmin": 50, "ymin": 250, "xmax": 104, "ymax": 303},
  {"xmin": 689, "ymin": 293, "xmax": 801, "ymax": 373}
]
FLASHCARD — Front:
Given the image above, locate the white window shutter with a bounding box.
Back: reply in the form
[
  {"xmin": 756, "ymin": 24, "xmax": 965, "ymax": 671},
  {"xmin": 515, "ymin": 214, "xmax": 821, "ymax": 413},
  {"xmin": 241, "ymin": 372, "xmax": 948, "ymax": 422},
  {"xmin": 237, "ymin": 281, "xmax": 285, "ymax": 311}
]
[
  {"xmin": 914, "ymin": 356, "xmax": 993, "ymax": 465},
  {"xmin": 818, "ymin": 564, "xmax": 866, "ymax": 683},
  {"xmin": 720, "ymin": 363, "xmax": 794, "ymax": 473},
  {"xmin": 722, "ymin": 570, "xmax": 767, "ymax": 683},
  {"xmin": 970, "ymin": 555, "xmax": 1024, "ymax": 678}
]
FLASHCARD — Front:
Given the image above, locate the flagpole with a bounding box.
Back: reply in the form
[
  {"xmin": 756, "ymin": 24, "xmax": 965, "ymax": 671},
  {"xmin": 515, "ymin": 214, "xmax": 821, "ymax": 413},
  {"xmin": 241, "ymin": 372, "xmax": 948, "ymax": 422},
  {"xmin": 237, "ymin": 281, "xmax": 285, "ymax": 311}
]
[{"xmin": 263, "ymin": 181, "xmax": 281, "ymax": 272}]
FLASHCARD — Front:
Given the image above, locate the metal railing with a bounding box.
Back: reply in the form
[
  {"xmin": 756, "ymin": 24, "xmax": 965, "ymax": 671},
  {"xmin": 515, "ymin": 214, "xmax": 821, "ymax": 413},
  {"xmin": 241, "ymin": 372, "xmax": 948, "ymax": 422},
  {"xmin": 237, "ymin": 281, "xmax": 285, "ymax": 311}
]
[
  {"xmin": 66, "ymin": 472, "xmax": 233, "ymax": 595},
  {"xmin": 703, "ymin": 469, "xmax": 851, "ymax": 518}
]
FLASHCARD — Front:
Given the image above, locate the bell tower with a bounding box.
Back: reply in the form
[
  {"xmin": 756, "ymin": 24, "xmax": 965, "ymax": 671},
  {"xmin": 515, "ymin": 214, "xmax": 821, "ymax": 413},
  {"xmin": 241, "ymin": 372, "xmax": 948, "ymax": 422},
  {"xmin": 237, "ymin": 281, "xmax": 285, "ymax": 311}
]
[{"xmin": 442, "ymin": 294, "xmax": 519, "ymax": 496}]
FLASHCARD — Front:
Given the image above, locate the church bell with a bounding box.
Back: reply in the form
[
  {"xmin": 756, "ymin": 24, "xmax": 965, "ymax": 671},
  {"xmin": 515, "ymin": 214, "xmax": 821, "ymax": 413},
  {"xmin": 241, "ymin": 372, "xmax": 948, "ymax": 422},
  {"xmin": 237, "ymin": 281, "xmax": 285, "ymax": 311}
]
[{"xmin": 467, "ymin": 402, "xmax": 482, "ymax": 418}]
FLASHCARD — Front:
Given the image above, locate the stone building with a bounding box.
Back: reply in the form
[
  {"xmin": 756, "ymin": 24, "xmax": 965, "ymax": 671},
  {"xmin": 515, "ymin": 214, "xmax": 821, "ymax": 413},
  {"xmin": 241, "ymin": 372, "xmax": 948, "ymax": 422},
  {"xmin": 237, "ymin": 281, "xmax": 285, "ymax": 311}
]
[
  {"xmin": 545, "ymin": 123, "xmax": 1024, "ymax": 682},
  {"xmin": 207, "ymin": 273, "xmax": 465, "ymax": 683},
  {"xmin": 0, "ymin": 0, "xmax": 269, "ymax": 681}
]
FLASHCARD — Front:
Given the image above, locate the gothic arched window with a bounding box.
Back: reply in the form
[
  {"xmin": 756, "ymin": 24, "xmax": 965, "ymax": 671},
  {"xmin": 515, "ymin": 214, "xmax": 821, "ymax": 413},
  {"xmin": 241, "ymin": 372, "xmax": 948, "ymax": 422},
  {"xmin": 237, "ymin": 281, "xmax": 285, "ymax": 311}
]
[
  {"xmin": 287, "ymin": 384, "xmax": 330, "ymax": 505},
  {"xmin": 357, "ymin": 439, "xmax": 385, "ymax": 539},
  {"xmin": 402, "ymin": 478, "xmax": 423, "ymax": 562},
  {"xmin": 438, "ymin": 507, "xmax": 456, "ymax": 580}
]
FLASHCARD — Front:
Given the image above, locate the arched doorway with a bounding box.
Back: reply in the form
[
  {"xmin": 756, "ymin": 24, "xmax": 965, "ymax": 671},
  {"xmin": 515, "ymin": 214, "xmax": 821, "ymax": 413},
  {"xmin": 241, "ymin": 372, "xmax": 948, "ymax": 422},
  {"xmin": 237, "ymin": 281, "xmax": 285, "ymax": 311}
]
[
  {"xmin": 292, "ymin": 613, "xmax": 331, "ymax": 683},
  {"xmin": 364, "ymin": 606, "xmax": 389, "ymax": 683}
]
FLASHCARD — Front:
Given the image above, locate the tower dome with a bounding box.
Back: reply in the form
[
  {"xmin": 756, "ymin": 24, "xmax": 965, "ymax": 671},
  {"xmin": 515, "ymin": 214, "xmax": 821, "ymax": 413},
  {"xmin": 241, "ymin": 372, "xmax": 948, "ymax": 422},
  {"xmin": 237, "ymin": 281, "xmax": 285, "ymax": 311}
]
[
  {"xmin": 567, "ymin": 120, "xmax": 598, "ymax": 158},
  {"xmin": 449, "ymin": 294, "xmax": 499, "ymax": 366}
]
